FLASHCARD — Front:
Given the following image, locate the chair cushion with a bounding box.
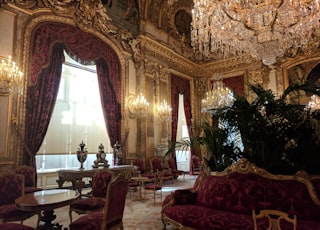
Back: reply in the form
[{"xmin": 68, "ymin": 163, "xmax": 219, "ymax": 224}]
[
  {"xmin": 0, "ymin": 223, "xmax": 34, "ymax": 230},
  {"xmin": 128, "ymin": 182, "xmax": 139, "ymax": 187},
  {"xmin": 70, "ymin": 197, "xmax": 105, "ymax": 211},
  {"xmin": 69, "ymin": 211, "xmax": 103, "ymax": 230},
  {"xmin": 163, "ymin": 205, "xmax": 253, "ymax": 230},
  {"xmin": 141, "ymin": 173, "xmax": 155, "ymax": 179},
  {"xmin": 145, "ymin": 184, "xmax": 161, "ymax": 190},
  {"xmin": 0, "ymin": 204, "xmax": 36, "ymax": 221},
  {"xmin": 70, "ymin": 211, "xmax": 124, "ymax": 230},
  {"xmin": 172, "ymin": 189, "xmax": 197, "ymax": 205}
]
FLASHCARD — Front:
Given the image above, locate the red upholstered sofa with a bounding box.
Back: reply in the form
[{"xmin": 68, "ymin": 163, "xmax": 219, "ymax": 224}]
[{"xmin": 162, "ymin": 158, "xmax": 320, "ymax": 230}]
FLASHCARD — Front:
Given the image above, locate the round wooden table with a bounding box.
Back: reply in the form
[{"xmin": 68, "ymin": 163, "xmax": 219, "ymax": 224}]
[{"xmin": 15, "ymin": 189, "xmax": 79, "ymax": 230}]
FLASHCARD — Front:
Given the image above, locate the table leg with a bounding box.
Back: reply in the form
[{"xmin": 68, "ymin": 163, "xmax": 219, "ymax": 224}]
[
  {"xmin": 133, "ymin": 180, "xmax": 146, "ymax": 201},
  {"xmin": 74, "ymin": 179, "xmax": 85, "ymax": 195},
  {"xmin": 38, "ymin": 210, "xmax": 62, "ymax": 230},
  {"xmin": 56, "ymin": 177, "xmax": 65, "ymax": 188}
]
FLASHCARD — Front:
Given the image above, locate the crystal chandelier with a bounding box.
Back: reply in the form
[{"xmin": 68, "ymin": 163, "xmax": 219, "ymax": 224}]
[
  {"xmin": 191, "ymin": 0, "xmax": 320, "ymax": 66},
  {"xmin": 0, "ymin": 56, "xmax": 23, "ymax": 94},
  {"xmin": 127, "ymin": 93, "xmax": 149, "ymax": 118},
  {"xmin": 305, "ymin": 95, "xmax": 320, "ymax": 112},
  {"xmin": 201, "ymin": 74, "xmax": 234, "ymax": 113},
  {"xmin": 156, "ymin": 100, "xmax": 172, "ymax": 122}
]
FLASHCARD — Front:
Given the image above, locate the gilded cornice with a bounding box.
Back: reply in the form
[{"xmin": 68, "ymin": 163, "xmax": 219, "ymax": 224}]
[
  {"xmin": 140, "ymin": 35, "xmax": 198, "ymax": 77},
  {"xmin": 139, "ymin": 35, "xmax": 252, "ymax": 80}
]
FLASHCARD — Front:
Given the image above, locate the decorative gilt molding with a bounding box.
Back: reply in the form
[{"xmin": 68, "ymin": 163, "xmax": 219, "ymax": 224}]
[
  {"xmin": 45, "ymin": 0, "xmax": 118, "ymax": 34},
  {"xmin": 5, "ymin": 0, "xmax": 135, "ymax": 54},
  {"xmin": 159, "ymin": 67, "xmax": 170, "ymax": 82},
  {"xmin": 248, "ymin": 70, "xmax": 264, "ymax": 86},
  {"xmin": 194, "ymin": 78, "xmax": 206, "ymax": 95},
  {"xmin": 144, "ymin": 60, "xmax": 159, "ymax": 76},
  {"xmin": 140, "ymin": 35, "xmax": 197, "ymax": 77}
]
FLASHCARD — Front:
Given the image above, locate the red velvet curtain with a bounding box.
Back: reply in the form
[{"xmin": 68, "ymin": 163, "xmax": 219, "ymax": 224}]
[
  {"xmin": 24, "ymin": 22, "xmax": 121, "ymax": 168},
  {"xmin": 211, "ymin": 75, "xmax": 244, "ymax": 127},
  {"xmin": 24, "ymin": 43, "xmax": 64, "ymax": 167},
  {"xmin": 171, "ymin": 74, "xmax": 192, "ymax": 172},
  {"xmin": 223, "ymin": 75, "xmax": 244, "ymax": 97},
  {"xmin": 96, "ymin": 58, "xmax": 121, "ymax": 147}
]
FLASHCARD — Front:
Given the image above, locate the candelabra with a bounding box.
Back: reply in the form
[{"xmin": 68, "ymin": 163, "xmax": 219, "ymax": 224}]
[
  {"xmin": 157, "ymin": 100, "xmax": 172, "ymax": 122},
  {"xmin": 0, "ymin": 56, "xmax": 23, "ymax": 94},
  {"xmin": 127, "ymin": 93, "xmax": 149, "ymax": 118}
]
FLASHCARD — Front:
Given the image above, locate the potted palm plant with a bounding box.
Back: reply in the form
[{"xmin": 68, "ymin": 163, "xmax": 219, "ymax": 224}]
[{"xmin": 168, "ymin": 83, "xmax": 320, "ymax": 174}]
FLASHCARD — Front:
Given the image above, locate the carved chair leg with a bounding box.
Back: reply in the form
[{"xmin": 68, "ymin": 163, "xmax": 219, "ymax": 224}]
[
  {"xmin": 69, "ymin": 209, "xmax": 73, "ymax": 223},
  {"xmin": 37, "ymin": 213, "xmax": 41, "ymax": 227}
]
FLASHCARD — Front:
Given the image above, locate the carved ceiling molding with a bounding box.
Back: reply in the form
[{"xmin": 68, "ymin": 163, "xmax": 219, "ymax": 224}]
[
  {"xmin": 5, "ymin": 0, "xmax": 135, "ymax": 53},
  {"xmin": 140, "ymin": 35, "xmax": 198, "ymax": 76},
  {"xmin": 199, "ymin": 58, "xmax": 250, "ymax": 78},
  {"xmin": 167, "ymin": 0, "xmax": 193, "ymax": 34},
  {"xmin": 159, "ymin": 67, "xmax": 171, "ymax": 82},
  {"xmin": 143, "ymin": 61, "xmax": 170, "ymax": 82},
  {"xmin": 144, "ymin": 60, "xmax": 160, "ymax": 76},
  {"xmin": 194, "ymin": 78, "xmax": 206, "ymax": 94},
  {"xmin": 140, "ymin": 33, "xmax": 251, "ymax": 79}
]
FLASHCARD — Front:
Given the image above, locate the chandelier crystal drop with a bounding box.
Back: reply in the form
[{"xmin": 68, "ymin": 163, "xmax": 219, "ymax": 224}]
[
  {"xmin": 191, "ymin": 0, "xmax": 320, "ymax": 65},
  {"xmin": 157, "ymin": 100, "xmax": 172, "ymax": 122},
  {"xmin": 201, "ymin": 75, "xmax": 234, "ymax": 113},
  {"xmin": 0, "ymin": 56, "xmax": 24, "ymax": 94}
]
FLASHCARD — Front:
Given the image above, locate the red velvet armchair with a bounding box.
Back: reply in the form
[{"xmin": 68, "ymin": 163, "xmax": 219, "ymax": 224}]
[
  {"xmin": 0, "ymin": 173, "xmax": 39, "ymax": 224},
  {"xmin": 69, "ymin": 174, "xmax": 128, "ymax": 230},
  {"xmin": 191, "ymin": 155, "xmax": 202, "ymax": 175},
  {"xmin": 144, "ymin": 172, "xmax": 163, "ymax": 205},
  {"xmin": 167, "ymin": 158, "xmax": 185, "ymax": 181},
  {"xmin": 131, "ymin": 158, "xmax": 154, "ymax": 179},
  {"xmin": 150, "ymin": 157, "xmax": 174, "ymax": 183},
  {"xmin": 15, "ymin": 165, "xmax": 42, "ymax": 194},
  {"xmin": 69, "ymin": 170, "xmax": 114, "ymax": 222}
]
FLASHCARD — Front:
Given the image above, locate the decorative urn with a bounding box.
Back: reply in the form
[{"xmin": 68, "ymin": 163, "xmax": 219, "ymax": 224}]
[{"xmin": 77, "ymin": 141, "xmax": 88, "ymax": 169}]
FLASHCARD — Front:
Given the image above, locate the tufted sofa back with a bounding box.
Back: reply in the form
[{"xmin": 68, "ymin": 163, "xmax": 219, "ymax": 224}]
[{"xmin": 195, "ymin": 172, "xmax": 320, "ymax": 221}]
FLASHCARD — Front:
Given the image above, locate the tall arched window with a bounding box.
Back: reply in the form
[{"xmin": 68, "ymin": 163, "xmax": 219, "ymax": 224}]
[{"xmin": 36, "ymin": 51, "xmax": 112, "ymax": 170}]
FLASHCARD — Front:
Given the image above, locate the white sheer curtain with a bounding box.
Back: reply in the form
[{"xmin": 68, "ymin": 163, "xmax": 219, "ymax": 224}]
[{"xmin": 175, "ymin": 94, "xmax": 190, "ymax": 172}]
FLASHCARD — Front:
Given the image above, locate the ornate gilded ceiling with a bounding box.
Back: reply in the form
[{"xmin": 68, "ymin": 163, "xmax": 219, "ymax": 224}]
[{"xmin": 3, "ymin": 0, "xmax": 319, "ymax": 72}]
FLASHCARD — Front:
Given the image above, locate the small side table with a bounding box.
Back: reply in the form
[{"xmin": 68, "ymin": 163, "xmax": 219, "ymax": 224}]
[{"xmin": 131, "ymin": 176, "xmax": 150, "ymax": 201}]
